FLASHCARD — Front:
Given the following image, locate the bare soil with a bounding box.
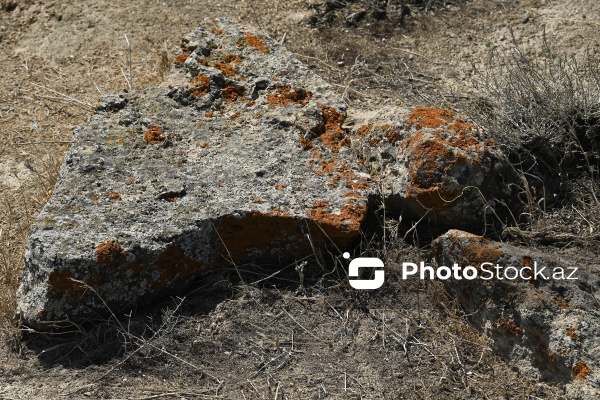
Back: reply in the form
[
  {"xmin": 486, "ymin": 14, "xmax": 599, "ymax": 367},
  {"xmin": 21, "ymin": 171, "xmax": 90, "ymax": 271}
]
[{"xmin": 1, "ymin": 0, "xmax": 599, "ymax": 398}]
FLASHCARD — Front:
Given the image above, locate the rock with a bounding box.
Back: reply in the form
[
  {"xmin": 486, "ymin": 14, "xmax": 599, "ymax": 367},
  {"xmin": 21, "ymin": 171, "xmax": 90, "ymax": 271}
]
[
  {"xmin": 16, "ymin": 20, "xmax": 376, "ymax": 329},
  {"xmin": 433, "ymin": 230, "xmax": 600, "ymax": 398},
  {"xmin": 349, "ymin": 106, "xmax": 523, "ymax": 233}
]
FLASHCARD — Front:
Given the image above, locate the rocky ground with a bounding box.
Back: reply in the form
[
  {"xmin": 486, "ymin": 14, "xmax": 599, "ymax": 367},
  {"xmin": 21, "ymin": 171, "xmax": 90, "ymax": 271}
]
[{"xmin": 1, "ymin": 0, "xmax": 600, "ymax": 398}]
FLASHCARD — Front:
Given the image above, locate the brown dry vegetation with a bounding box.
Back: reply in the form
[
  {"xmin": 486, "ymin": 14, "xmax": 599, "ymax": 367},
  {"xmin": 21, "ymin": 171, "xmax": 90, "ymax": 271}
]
[{"xmin": 1, "ymin": 0, "xmax": 599, "ymax": 398}]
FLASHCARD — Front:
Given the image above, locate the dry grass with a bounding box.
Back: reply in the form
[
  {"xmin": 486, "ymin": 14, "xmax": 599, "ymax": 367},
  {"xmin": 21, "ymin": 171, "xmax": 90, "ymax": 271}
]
[
  {"xmin": 471, "ymin": 32, "xmax": 600, "ymax": 242},
  {"xmin": 0, "ymin": 148, "xmax": 61, "ymax": 340}
]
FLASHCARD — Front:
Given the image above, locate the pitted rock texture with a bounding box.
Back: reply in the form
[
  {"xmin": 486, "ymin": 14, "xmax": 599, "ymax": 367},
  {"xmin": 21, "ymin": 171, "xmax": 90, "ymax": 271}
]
[
  {"xmin": 348, "ymin": 106, "xmax": 523, "ymax": 232},
  {"xmin": 433, "ymin": 230, "xmax": 600, "ymax": 398},
  {"xmin": 16, "ymin": 21, "xmax": 375, "ymax": 328}
]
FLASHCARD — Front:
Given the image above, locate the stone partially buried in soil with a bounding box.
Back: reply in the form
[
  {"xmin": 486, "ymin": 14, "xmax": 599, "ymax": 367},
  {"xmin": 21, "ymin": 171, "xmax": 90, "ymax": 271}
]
[
  {"xmin": 349, "ymin": 106, "xmax": 523, "ymax": 233},
  {"xmin": 433, "ymin": 230, "xmax": 600, "ymax": 399},
  {"xmin": 16, "ymin": 20, "xmax": 375, "ymax": 329}
]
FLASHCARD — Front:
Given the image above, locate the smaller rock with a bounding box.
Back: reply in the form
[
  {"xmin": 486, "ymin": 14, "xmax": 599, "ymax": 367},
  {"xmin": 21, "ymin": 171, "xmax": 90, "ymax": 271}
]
[{"xmin": 433, "ymin": 229, "xmax": 600, "ymax": 398}]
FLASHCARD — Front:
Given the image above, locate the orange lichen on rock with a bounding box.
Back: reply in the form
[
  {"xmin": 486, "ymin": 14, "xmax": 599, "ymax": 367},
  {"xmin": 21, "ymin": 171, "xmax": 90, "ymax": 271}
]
[
  {"xmin": 307, "ymin": 200, "xmax": 367, "ymax": 233},
  {"xmin": 448, "ymin": 232, "xmax": 504, "ymax": 267},
  {"xmin": 299, "ymin": 134, "xmax": 314, "ymax": 150},
  {"xmin": 267, "ymin": 207, "xmax": 291, "ymax": 217},
  {"xmin": 96, "ymin": 240, "xmax": 125, "ymax": 266},
  {"xmin": 406, "ymin": 185, "xmax": 462, "ymax": 211},
  {"xmin": 448, "ymin": 118, "xmax": 477, "ymax": 135},
  {"xmin": 189, "ymin": 75, "xmax": 210, "ymax": 97},
  {"xmin": 267, "ymin": 85, "xmax": 312, "ymax": 106},
  {"xmin": 210, "ymin": 27, "xmax": 224, "ymax": 35},
  {"xmin": 222, "ymin": 83, "xmax": 245, "ymax": 102},
  {"xmin": 48, "ymin": 270, "xmax": 77, "ymax": 294},
  {"xmin": 205, "ymin": 111, "xmax": 214, "ymax": 118},
  {"xmin": 222, "ymin": 53, "xmax": 242, "ymax": 64},
  {"xmin": 245, "ymin": 35, "xmax": 269, "ymax": 53},
  {"xmin": 216, "ymin": 212, "xmax": 302, "ymax": 265},
  {"xmin": 144, "ymin": 125, "xmax": 165, "ymax": 144},
  {"xmin": 313, "ymin": 200, "xmax": 329, "ymax": 208},
  {"xmin": 47, "ymin": 270, "xmax": 91, "ymax": 300},
  {"xmin": 105, "ymin": 191, "xmax": 121, "ymax": 201},
  {"xmin": 174, "ymin": 53, "xmax": 190, "ymax": 64},
  {"xmin": 401, "ymin": 132, "xmax": 462, "ymax": 209},
  {"xmin": 521, "ymin": 255, "xmax": 534, "ymax": 268},
  {"xmin": 405, "ymin": 106, "xmax": 455, "ymax": 130},
  {"xmin": 308, "ymin": 157, "xmax": 371, "ymax": 191},
  {"xmin": 317, "ymin": 159, "xmax": 338, "ymax": 175},
  {"xmin": 566, "ymin": 326, "xmax": 579, "ymax": 341},
  {"xmin": 385, "ymin": 127, "xmax": 402, "ymax": 145},
  {"xmin": 446, "ymin": 129, "xmax": 483, "ymax": 153},
  {"xmin": 313, "ymin": 105, "xmax": 350, "ymax": 153},
  {"xmin": 573, "ymin": 361, "xmax": 591, "ymax": 381},
  {"xmin": 213, "ymin": 61, "xmax": 237, "ymax": 77},
  {"xmin": 496, "ymin": 317, "xmax": 523, "ymax": 336},
  {"xmin": 339, "ymin": 171, "xmax": 372, "ymax": 191},
  {"xmin": 554, "ymin": 298, "xmax": 570, "ymax": 310},
  {"xmin": 151, "ymin": 245, "xmax": 205, "ymax": 290},
  {"xmin": 400, "ymin": 127, "xmax": 488, "ymax": 210},
  {"xmin": 217, "ymin": 206, "xmax": 364, "ymax": 266},
  {"xmin": 357, "ymin": 125, "xmax": 371, "ymax": 136}
]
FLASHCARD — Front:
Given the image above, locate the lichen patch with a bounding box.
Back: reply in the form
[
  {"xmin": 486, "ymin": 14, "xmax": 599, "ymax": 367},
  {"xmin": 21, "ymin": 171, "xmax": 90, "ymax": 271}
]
[
  {"xmin": 151, "ymin": 245, "xmax": 205, "ymax": 290},
  {"xmin": 244, "ymin": 35, "xmax": 269, "ymax": 53},
  {"xmin": 104, "ymin": 191, "xmax": 122, "ymax": 201},
  {"xmin": 144, "ymin": 125, "xmax": 166, "ymax": 144},
  {"xmin": 313, "ymin": 105, "xmax": 350, "ymax": 153},
  {"xmin": 573, "ymin": 361, "xmax": 591, "ymax": 381},
  {"xmin": 189, "ymin": 75, "xmax": 211, "ymax": 97},
  {"xmin": 96, "ymin": 239, "xmax": 125, "ymax": 266},
  {"xmin": 267, "ymin": 85, "xmax": 312, "ymax": 106},
  {"xmin": 405, "ymin": 107, "xmax": 455, "ymax": 130},
  {"xmin": 174, "ymin": 53, "xmax": 190, "ymax": 64},
  {"xmin": 213, "ymin": 61, "xmax": 237, "ymax": 78},
  {"xmin": 222, "ymin": 83, "xmax": 245, "ymax": 102}
]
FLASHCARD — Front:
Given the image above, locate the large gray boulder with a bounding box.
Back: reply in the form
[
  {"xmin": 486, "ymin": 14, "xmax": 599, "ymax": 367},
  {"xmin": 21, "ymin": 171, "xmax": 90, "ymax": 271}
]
[
  {"xmin": 17, "ymin": 21, "xmax": 375, "ymax": 328},
  {"xmin": 348, "ymin": 107, "xmax": 523, "ymax": 232},
  {"xmin": 433, "ymin": 230, "xmax": 600, "ymax": 399}
]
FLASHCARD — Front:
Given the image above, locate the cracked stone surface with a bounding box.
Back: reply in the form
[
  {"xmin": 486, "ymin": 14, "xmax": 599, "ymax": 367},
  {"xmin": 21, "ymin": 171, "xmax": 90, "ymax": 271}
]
[{"xmin": 17, "ymin": 20, "xmax": 376, "ymax": 329}]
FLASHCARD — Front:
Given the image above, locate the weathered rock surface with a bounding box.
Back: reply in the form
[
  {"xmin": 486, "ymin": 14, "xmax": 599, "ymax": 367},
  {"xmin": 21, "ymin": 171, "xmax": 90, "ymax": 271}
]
[
  {"xmin": 433, "ymin": 230, "xmax": 600, "ymax": 398},
  {"xmin": 17, "ymin": 21, "xmax": 376, "ymax": 328},
  {"xmin": 348, "ymin": 107, "xmax": 523, "ymax": 232}
]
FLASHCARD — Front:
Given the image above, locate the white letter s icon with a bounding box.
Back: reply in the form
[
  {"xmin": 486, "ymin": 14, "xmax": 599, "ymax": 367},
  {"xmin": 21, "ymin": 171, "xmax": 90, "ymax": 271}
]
[{"xmin": 349, "ymin": 258, "xmax": 385, "ymax": 290}]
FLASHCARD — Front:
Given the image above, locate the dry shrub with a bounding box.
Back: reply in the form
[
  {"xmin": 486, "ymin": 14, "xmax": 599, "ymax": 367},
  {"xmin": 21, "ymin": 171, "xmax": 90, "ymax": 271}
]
[{"xmin": 472, "ymin": 32, "xmax": 600, "ymax": 235}]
